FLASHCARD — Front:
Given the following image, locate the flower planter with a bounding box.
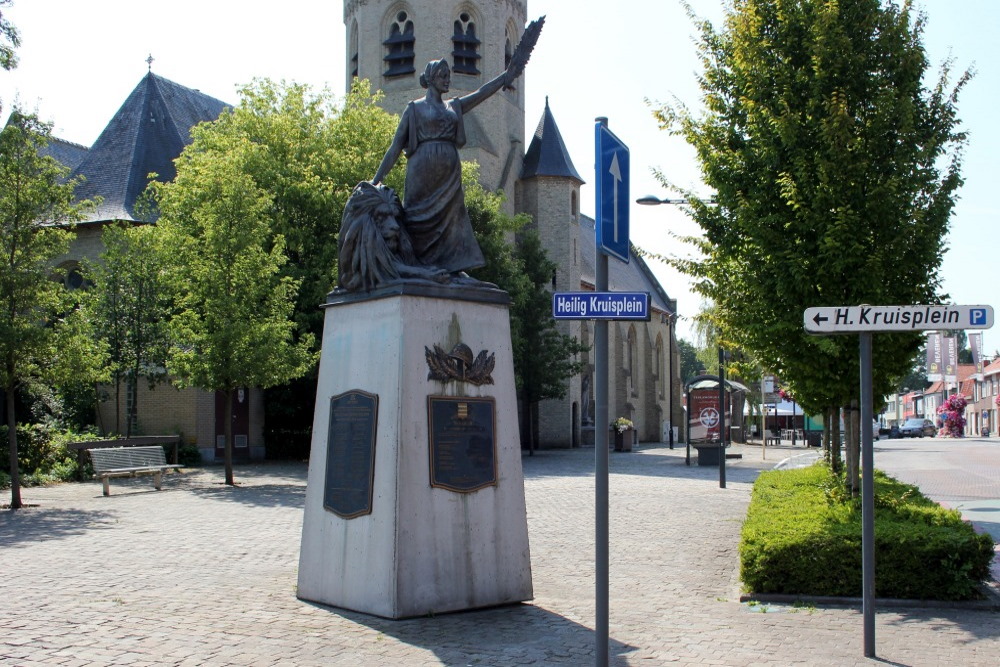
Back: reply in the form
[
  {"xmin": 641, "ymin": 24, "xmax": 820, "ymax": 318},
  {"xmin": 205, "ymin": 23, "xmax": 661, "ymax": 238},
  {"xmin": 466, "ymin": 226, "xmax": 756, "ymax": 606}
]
[{"xmin": 613, "ymin": 429, "xmax": 634, "ymax": 452}]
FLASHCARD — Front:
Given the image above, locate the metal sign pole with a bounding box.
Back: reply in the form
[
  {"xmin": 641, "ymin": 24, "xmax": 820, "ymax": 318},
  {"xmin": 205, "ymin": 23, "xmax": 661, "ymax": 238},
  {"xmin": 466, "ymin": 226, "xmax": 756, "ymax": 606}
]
[
  {"xmin": 718, "ymin": 348, "xmax": 726, "ymax": 488},
  {"xmin": 594, "ymin": 117, "xmax": 611, "ymax": 667},
  {"xmin": 860, "ymin": 332, "xmax": 875, "ymax": 657}
]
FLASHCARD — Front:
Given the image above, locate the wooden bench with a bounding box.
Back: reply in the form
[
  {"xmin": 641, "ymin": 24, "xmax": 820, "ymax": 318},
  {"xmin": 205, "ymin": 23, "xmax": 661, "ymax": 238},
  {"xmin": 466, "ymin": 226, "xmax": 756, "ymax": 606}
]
[{"xmin": 87, "ymin": 446, "xmax": 183, "ymax": 496}]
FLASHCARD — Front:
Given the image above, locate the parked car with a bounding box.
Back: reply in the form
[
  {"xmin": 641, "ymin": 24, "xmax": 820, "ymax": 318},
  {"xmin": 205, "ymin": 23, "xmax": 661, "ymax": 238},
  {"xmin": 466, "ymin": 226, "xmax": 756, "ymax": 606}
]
[{"xmin": 900, "ymin": 418, "xmax": 936, "ymax": 438}]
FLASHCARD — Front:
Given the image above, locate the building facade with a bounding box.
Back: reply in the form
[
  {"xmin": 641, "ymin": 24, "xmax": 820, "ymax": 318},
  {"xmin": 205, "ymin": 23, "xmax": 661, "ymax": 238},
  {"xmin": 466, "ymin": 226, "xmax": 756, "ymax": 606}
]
[{"xmin": 346, "ymin": 0, "xmax": 681, "ymax": 447}]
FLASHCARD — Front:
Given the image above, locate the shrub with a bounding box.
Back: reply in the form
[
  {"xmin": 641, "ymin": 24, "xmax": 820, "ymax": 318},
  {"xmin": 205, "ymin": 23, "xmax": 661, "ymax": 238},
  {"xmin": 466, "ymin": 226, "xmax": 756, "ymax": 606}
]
[
  {"xmin": 177, "ymin": 444, "xmax": 202, "ymax": 467},
  {"xmin": 1, "ymin": 423, "xmax": 101, "ymax": 487},
  {"xmin": 740, "ymin": 464, "xmax": 994, "ymax": 600}
]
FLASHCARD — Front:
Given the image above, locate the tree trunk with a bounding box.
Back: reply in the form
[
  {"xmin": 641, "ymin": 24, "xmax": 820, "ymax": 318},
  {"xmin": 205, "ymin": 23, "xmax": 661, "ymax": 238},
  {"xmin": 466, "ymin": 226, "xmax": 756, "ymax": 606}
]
[
  {"xmin": 114, "ymin": 377, "xmax": 121, "ymax": 435},
  {"xmin": 6, "ymin": 382, "xmax": 22, "ymax": 509},
  {"xmin": 822, "ymin": 410, "xmax": 831, "ymax": 463},
  {"xmin": 94, "ymin": 383, "xmax": 105, "ymax": 433},
  {"xmin": 828, "ymin": 407, "xmax": 842, "ymax": 474},
  {"xmin": 526, "ymin": 401, "xmax": 535, "ymax": 456},
  {"xmin": 224, "ymin": 388, "xmax": 235, "ymax": 486},
  {"xmin": 846, "ymin": 400, "xmax": 860, "ymax": 497}
]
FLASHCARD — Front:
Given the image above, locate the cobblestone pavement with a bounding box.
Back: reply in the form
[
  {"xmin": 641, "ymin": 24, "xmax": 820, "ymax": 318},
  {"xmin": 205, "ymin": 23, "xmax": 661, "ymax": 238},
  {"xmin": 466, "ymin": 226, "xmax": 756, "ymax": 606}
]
[{"xmin": 2, "ymin": 442, "xmax": 999, "ymax": 666}]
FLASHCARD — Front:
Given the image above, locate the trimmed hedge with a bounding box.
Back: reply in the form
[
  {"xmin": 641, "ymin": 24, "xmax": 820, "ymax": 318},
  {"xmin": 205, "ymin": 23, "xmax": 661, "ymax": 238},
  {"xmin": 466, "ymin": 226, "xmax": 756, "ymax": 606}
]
[{"xmin": 740, "ymin": 464, "xmax": 995, "ymax": 600}]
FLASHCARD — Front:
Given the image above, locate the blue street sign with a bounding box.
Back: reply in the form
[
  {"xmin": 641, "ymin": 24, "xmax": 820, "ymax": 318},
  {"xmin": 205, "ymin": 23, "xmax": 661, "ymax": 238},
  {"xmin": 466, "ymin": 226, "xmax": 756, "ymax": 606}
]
[
  {"xmin": 595, "ymin": 122, "xmax": 630, "ymax": 263},
  {"xmin": 552, "ymin": 292, "xmax": 650, "ymax": 321}
]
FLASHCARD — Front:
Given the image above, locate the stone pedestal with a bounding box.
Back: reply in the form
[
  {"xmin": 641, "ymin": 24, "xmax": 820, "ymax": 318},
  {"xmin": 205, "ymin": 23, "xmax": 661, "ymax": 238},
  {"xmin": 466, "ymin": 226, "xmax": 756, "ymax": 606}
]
[{"xmin": 297, "ymin": 285, "xmax": 533, "ymax": 619}]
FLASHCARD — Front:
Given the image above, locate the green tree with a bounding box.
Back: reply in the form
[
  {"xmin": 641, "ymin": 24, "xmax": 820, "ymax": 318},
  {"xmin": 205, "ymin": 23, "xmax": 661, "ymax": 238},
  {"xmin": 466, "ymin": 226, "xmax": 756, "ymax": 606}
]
[
  {"xmin": 153, "ymin": 146, "xmax": 315, "ymax": 486},
  {"xmin": 0, "ymin": 110, "xmax": 101, "ymax": 508},
  {"xmin": 181, "ymin": 78, "xmax": 402, "ymax": 340},
  {"xmin": 678, "ymin": 338, "xmax": 706, "ymax": 385},
  {"xmin": 657, "ymin": 0, "xmax": 968, "ymax": 489},
  {"xmin": 511, "ymin": 230, "xmax": 588, "ymax": 452},
  {"xmin": 85, "ymin": 223, "xmax": 170, "ymax": 436},
  {"xmin": 165, "ymin": 78, "xmax": 400, "ymax": 455},
  {"xmin": 464, "ymin": 169, "xmax": 587, "ymax": 450},
  {"xmin": 0, "ymin": 0, "xmax": 19, "ymax": 72}
]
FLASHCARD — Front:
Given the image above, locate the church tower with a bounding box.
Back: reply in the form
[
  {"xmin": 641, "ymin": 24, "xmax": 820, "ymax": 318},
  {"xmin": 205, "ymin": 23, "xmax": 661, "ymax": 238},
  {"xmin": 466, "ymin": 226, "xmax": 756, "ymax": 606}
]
[{"xmin": 345, "ymin": 0, "xmax": 529, "ymax": 206}]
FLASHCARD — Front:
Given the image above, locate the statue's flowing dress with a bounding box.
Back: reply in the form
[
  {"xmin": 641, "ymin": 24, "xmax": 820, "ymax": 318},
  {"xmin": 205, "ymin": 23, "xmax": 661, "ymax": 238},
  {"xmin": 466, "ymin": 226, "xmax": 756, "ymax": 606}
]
[{"xmin": 399, "ymin": 98, "xmax": 486, "ymax": 273}]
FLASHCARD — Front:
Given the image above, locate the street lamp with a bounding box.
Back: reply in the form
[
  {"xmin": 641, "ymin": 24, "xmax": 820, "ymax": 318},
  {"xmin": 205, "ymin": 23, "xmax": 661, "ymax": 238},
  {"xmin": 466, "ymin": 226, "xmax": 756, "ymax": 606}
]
[
  {"xmin": 637, "ymin": 194, "xmax": 688, "ymax": 206},
  {"xmin": 635, "ymin": 195, "xmax": 725, "ymax": 464},
  {"xmin": 636, "ymin": 194, "xmax": 689, "ymax": 451}
]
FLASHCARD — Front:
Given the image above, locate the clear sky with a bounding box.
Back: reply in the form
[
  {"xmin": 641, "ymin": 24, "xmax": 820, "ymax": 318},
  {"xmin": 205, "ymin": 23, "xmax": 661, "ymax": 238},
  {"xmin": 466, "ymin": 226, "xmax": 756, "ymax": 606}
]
[{"xmin": 2, "ymin": 0, "xmax": 996, "ymax": 354}]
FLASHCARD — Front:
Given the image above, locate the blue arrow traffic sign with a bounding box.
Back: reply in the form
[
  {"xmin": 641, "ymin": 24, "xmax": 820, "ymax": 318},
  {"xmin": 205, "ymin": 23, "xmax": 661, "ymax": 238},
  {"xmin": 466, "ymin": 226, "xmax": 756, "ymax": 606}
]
[{"xmin": 595, "ymin": 122, "xmax": 630, "ymax": 263}]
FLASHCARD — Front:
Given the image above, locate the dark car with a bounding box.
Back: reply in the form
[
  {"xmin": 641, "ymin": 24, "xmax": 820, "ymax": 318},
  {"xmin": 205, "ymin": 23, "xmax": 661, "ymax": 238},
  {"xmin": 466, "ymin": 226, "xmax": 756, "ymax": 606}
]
[{"xmin": 900, "ymin": 418, "xmax": 936, "ymax": 438}]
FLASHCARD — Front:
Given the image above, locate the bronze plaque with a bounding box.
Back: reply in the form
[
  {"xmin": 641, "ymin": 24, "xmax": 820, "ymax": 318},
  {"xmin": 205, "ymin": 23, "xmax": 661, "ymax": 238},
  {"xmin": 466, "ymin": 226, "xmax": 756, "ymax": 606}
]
[
  {"xmin": 427, "ymin": 396, "xmax": 497, "ymax": 493},
  {"xmin": 324, "ymin": 390, "xmax": 378, "ymax": 519}
]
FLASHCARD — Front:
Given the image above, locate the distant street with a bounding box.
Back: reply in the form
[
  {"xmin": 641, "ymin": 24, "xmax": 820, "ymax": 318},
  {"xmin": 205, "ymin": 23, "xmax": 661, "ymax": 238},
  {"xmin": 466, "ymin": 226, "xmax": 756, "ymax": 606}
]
[{"xmin": 874, "ymin": 435, "xmax": 1000, "ymax": 579}]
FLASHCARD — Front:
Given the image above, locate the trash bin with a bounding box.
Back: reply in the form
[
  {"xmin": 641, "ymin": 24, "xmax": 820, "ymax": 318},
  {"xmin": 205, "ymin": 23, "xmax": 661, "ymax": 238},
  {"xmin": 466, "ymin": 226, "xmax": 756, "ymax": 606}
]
[{"xmin": 805, "ymin": 431, "xmax": 822, "ymax": 448}]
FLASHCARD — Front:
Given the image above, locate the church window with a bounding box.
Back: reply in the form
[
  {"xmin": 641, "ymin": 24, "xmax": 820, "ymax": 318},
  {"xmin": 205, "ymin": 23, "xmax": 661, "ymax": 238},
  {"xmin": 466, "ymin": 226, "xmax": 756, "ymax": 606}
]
[
  {"xmin": 350, "ymin": 22, "xmax": 359, "ymax": 79},
  {"xmin": 383, "ymin": 11, "xmax": 415, "ymax": 78},
  {"xmin": 503, "ymin": 24, "xmax": 517, "ymax": 91},
  {"xmin": 452, "ymin": 12, "xmax": 480, "ymax": 75},
  {"xmin": 505, "ymin": 25, "xmax": 514, "ymax": 69},
  {"xmin": 655, "ymin": 335, "xmax": 665, "ymax": 399},
  {"xmin": 627, "ymin": 326, "xmax": 638, "ymax": 397}
]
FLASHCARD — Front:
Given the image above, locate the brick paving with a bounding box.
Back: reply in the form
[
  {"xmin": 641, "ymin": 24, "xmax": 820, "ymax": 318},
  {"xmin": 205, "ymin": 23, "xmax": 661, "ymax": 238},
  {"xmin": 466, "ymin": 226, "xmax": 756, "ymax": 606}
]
[{"xmin": 2, "ymin": 442, "xmax": 999, "ymax": 666}]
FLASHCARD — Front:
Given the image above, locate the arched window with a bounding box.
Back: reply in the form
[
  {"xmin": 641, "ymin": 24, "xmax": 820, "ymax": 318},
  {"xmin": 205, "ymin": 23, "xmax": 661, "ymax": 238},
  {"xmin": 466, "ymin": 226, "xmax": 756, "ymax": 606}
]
[
  {"xmin": 503, "ymin": 23, "xmax": 517, "ymax": 92},
  {"xmin": 383, "ymin": 10, "xmax": 415, "ymax": 77},
  {"xmin": 655, "ymin": 335, "xmax": 665, "ymax": 399},
  {"xmin": 627, "ymin": 326, "xmax": 638, "ymax": 397},
  {"xmin": 349, "ymin": 21, "xmax": 359, "ymax": 79},
  {"xmin": 452, "ymin": 12, "xmax": 480, "ymax": 75}
]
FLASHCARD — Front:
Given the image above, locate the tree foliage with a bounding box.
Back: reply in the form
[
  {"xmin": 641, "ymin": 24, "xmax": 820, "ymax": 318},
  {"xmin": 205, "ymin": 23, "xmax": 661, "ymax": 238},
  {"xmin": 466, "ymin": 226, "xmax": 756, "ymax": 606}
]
[
  {"xmin": 0, "ymin": 110, "xmax": 103, "ymax": 508},
  {"xmin": 84, "ymin": 223, "xmax": 170, "ymax": 436},
  {"xmin": 180, "ymin": 78, "xmax": 403, "ymax": 341},
  {"xmin": 678, "ymin": 338, "xmax": 706, "ymax": 385},
  {"xmin": 153, "ymin": 142, "xmax": 316, "ymax": 485},
  {"xmin": 0, "ymin": 0, "xmax": 19, "ymax": 72},
  {"xmin": 657, "ymin": 0, "xmax": 969, "ymax": 423},
  {"xmin": 464, "ymin": 168, "xmax": 587, "ymax": 447},
  {"xmin": 149, "ymin": 78, "xmax": 400, "ymax": 458}
]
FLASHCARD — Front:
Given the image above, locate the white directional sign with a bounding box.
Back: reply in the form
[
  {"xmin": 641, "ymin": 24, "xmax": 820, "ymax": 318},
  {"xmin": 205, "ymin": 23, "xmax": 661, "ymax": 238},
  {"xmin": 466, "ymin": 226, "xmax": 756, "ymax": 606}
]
[
  {"xmin": 804, "ymin": 304, "xmax": 994, "ymax": 334},
  {"xmin": 595, "ymin": 122, "xmax": 630, "ymax": 263}
]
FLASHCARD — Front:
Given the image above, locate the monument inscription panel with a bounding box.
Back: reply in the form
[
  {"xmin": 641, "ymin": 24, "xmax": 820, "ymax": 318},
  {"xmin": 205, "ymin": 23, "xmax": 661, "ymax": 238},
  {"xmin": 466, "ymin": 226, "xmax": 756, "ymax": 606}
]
[
  {"xmin": 427, "ymin": 396, "xmax": 497, "ymax": 492},
  {"xmin": 324, "ymin": 390, "xmax": 378, "ymax": 518}
]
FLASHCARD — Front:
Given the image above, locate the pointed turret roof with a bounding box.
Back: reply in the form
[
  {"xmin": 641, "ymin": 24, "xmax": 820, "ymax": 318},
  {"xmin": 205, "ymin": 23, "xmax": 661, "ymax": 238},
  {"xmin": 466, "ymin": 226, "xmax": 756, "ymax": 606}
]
[
  {"xmin": 521, "ymin": 98, "xmax": 583, "ymax": 183},
  {"xmin": 69, "ymin": 72, "xmax": 229, "ymax": 223}
]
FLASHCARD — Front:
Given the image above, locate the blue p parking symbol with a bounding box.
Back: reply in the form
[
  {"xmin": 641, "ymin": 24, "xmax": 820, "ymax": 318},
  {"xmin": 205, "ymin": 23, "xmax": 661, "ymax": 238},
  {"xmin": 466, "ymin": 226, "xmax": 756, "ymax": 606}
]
[{"xmin": 970, "ymin": 308, "xmax": 987, "ymax": 326}]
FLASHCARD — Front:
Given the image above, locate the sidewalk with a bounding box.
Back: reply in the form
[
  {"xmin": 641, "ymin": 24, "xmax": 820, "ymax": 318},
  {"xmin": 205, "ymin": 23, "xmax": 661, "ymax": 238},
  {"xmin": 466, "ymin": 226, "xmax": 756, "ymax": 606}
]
[{"xmin": 2, "ymin": 442, "xmax": 998, "ymax": 666}]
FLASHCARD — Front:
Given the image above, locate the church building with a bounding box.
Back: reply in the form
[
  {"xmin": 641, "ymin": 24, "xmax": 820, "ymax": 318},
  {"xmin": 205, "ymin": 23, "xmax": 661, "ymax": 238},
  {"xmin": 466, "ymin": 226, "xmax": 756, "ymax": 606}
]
[
  {"xmin": 345, "ymin": 0, "xmax": 681, "ymax": 447},
  {"xmin": 47, "ymin": 73, "xmax": 263, "ymax": 464}
]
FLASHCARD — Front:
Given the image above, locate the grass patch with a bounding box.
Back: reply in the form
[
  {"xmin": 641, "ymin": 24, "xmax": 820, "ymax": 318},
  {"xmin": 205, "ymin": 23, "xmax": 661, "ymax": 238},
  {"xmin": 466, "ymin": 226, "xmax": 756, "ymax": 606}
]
[{"xmin": 740, "ymin": 464, "xmax": 994, "ymax": 601}]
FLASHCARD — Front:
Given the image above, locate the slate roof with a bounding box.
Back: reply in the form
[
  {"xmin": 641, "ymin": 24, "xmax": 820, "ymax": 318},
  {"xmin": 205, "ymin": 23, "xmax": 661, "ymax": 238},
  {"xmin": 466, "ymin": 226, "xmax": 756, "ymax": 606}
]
[
  {"xmin": 66, "ymin": 72, "xmax": 229, "ymax": 224},
  {"xmin": 40, "ymin": 136, "xmax": 89, "ymax": 172},
  {"xmin": 579, "ymin": 214, "xmax": 675, "ymax": 317},
  {"xmin": 520, "ymin": 98, "xmax": 583, "ymax": 183}
]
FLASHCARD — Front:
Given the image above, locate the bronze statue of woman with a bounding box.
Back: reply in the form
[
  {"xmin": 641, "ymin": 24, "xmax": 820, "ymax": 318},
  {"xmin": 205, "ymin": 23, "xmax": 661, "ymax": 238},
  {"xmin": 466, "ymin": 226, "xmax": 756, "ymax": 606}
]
[{"xmin": 372, "ymin": 18, "xmax": 544, "ymax": 277}]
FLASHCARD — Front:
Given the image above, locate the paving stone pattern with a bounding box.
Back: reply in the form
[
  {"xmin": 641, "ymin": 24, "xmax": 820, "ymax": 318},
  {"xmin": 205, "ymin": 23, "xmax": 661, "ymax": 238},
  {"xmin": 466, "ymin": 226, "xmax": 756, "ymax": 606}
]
[{"xmin": 2, "ymin": 443, "xmax": 998, "ymax": 666}]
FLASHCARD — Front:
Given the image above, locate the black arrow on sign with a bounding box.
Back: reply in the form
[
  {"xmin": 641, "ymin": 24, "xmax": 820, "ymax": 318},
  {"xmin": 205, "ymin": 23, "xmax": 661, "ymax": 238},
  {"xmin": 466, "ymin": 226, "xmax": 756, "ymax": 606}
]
[{"xmin": 813, "ymin": 312, "xmax": 829, "ymax": 326}]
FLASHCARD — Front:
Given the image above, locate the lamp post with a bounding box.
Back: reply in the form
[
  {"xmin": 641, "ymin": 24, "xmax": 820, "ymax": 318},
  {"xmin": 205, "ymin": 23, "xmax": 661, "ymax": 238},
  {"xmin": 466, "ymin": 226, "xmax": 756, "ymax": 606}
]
[{"xmin": 636, "ymin": 194, "xmax": 691, "ymax": 453}]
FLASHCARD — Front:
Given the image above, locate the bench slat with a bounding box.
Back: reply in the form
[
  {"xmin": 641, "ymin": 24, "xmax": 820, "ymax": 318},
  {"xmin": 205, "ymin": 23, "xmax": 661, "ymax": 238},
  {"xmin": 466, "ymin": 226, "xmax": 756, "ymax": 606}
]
[{"xmin": 87, "ymin": 446, "xmax": 182, "ymax": 496}]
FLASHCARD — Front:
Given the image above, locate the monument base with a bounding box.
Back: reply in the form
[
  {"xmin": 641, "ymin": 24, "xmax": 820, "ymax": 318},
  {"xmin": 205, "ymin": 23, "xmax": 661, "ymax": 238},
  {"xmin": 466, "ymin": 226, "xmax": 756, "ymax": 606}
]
[{"xmin": 297, "ymin": 286, "xmax": 533, "ymax": 619}]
